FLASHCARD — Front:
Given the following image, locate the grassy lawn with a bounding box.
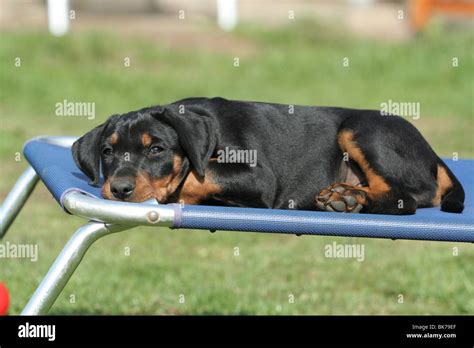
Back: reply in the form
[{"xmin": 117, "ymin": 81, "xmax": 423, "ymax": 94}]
[{"xmin": 0, "ymin": 21, "xmax": 473, "ymax": 314}]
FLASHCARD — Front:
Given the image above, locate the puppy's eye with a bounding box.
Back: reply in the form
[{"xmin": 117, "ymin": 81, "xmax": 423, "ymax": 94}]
[
  {"xmin": 102, "ymin": 148, "xmax": 113, "ymax": 157},
  {"xmin": 148, "ymin": 145, "xmax": 163, "ymax": 155}
]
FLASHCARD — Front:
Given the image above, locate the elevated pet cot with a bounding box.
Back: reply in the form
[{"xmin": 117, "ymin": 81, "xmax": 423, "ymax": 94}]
[{"xmin": 0, "ymin": 136, "xmax": 473, "ymax": 315}]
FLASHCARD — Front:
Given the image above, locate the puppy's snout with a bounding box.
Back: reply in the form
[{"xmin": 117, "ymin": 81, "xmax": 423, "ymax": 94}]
[{"xmin": 110, "ymin": 178, "xmax": 135, "ymax": 200}]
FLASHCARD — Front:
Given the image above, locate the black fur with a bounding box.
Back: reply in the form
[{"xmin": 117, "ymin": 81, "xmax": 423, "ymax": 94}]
[{"xmin": 72, "ymin": 97, "xmax": 465, "ymax": 214}]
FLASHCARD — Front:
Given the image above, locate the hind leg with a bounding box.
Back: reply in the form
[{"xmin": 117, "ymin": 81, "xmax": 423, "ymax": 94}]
[{"xmin": 314, "ymin": 114, "xmax": 439, "ymax": 215}]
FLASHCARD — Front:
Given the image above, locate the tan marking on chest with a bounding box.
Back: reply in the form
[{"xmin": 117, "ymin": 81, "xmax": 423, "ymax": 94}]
[{"xmin": 178, "ymin": 170, "xmax": 222, "ymax": 205}]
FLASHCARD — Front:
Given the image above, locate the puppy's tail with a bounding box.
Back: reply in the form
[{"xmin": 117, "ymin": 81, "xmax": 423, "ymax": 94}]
[{"xmin": 438, "ymin": 159, "xmax": 465, "ymax": 213}]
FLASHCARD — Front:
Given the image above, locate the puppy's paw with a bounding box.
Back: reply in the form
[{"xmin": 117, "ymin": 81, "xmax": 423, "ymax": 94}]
[{"xmin": 315, "ymin": 183, "xmax": 367, "ymax": 213}]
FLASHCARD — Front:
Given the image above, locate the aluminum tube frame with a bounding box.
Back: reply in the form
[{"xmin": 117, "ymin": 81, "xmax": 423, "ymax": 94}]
[
  {"xmin": 62, "ymin": 191, "xmax": 176, "ymax": 227},
  {"xmin": 1, "ymin": 137, "xmax": 76, "ymax": 239},
  {"xmin": 21, "ymin": 222, "xmax": 131, "ymax": 315},
  {"xmin": 0, "ymin": 166, "xmax": 39, "ymax": 239},
  {"xmin": 21, "ymin": 189, "xmax": 177, "ymax": 315}
]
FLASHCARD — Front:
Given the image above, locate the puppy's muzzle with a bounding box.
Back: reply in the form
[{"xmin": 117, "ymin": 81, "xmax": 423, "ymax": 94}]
[{"xmin": 110, "ymin": 177, "xmax": 135, "ymax": 200}]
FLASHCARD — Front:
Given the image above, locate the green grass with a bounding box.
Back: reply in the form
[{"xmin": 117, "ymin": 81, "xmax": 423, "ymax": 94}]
[{"xmin": 0, "ymin": 20, "xmax": 473, "ymax": 314}]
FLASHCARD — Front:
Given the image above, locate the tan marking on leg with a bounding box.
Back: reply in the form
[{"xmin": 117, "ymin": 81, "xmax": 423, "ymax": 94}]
[
  {"xmin": 432, "ymin": 164, "xmax": 453, "ymax": 206},
  {"xmin": 338, "ymin": 130, "xmax": 390, "ymax": 198},
  {"xmin": 141, "ymin": 133, "xmax": 152, "ymax": 147}
]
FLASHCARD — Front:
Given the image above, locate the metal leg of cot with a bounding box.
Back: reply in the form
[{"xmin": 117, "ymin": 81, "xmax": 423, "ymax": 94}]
[
  {"xmin": 21, "ymin": 222, "xmax": 131, "ymax": 315},
  {"xmin": 0, "ymin": 166, "xmax": 39, "ymax": 239}
]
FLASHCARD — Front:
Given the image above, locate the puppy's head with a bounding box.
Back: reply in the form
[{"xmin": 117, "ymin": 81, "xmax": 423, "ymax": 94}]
[{"xmin": 72, "ymin": 105, "xmax": 216, "ymax": 202}]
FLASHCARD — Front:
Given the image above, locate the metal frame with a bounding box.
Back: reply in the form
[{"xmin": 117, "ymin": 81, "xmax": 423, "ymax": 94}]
[
  {"xmin": 62, "ymin": 191, "xmax": 175, "ymax": 227},
  {"xmin": 1, "ymin": 136, "xmax": 79, "ymax": 238},
  {"xmin": 21, "ymin": 223, "xmax": 130, "ymax": 315},
  {"xmin": 0, "ymin": 166, "xmax": 39, "ymax": 239},
  {"xmin": 0, "ymin": 136, "xmax": 182, "ymax": 315}
]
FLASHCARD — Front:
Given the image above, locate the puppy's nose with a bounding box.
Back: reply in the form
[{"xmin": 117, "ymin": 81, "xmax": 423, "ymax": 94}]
[{"xmin": 110, "ymin": 179, "xmax": 135, "ymax": 200}]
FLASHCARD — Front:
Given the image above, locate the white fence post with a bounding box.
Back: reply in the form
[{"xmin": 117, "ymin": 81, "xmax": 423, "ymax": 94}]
[
  {"xmin": 217, "ymin": 0, "xmax": 238, "ymax": 31},
  {"xmin": 47, "ymin": 0, "xmax": 70, "ymax": 36}
]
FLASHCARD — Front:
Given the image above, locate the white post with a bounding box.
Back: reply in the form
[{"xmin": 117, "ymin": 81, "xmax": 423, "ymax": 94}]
[
  {"xmin": 348, "ymin": 0, "xmax": 374, "ymax": 7},
  {"xmin": 47, "ymin": 0, "xmax": 70, "ymax": 36},
  {"xmin": 217, "ymin": 0, "xmax": 238, "ymax": 31}
]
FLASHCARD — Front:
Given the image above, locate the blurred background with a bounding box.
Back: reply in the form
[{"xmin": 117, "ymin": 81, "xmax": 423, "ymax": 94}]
[{"xmin": 0, "ymin": 0, "xmax": 473, "ymax": 314}]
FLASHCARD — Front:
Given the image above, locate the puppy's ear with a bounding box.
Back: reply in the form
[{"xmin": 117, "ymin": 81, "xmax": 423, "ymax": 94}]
[
  {"xmin": 72, "ymin": 123, "xmax": 105, "ymax": 186},
  {"xmin": 153, "ymin": 107, "xmax": 216, "ymax": 178}
]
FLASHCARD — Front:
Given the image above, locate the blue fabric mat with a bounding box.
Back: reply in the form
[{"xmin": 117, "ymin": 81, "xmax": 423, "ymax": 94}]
[{"xmin": 23, "ymin": 139, "xmax": 474, "ymax": 242}]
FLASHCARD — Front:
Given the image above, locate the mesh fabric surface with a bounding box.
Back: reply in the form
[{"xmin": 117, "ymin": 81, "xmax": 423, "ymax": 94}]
[{"xmin": 23, "ymin": 139, "xmax": 474, "ymax": 242}]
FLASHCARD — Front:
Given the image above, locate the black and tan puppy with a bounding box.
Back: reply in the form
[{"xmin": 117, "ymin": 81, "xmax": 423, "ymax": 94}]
[{"xmin": 72, "ymin": 97, "xmax": 464, "ymax": 215}]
